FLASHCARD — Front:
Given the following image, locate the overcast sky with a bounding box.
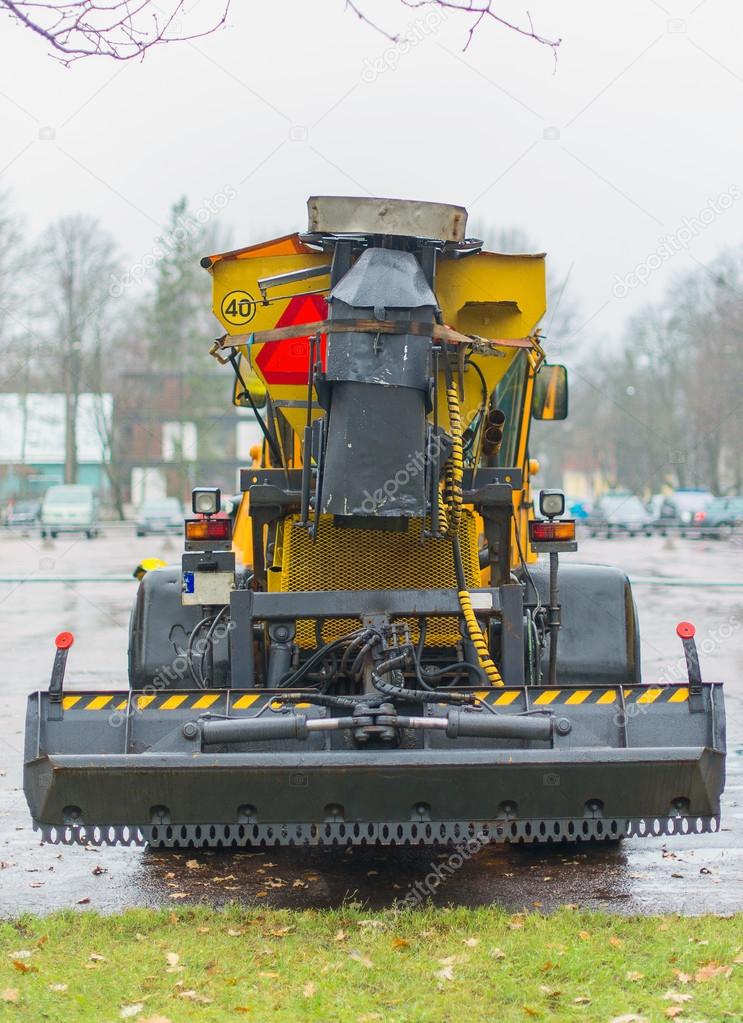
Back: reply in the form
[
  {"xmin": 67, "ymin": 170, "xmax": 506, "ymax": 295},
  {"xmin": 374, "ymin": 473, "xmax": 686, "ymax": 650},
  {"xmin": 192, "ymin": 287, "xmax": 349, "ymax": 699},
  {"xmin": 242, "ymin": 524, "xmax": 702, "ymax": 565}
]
[{"xmin": 1, "ymin": 0, "xmax": 742, "ymax": 352}]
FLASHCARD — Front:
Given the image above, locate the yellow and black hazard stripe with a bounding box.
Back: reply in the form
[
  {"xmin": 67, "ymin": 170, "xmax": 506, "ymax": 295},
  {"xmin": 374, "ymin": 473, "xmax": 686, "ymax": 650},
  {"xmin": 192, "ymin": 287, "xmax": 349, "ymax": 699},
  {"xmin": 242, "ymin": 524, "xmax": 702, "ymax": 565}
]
[
  {"xmin": 56, "ymin": 685, "xmax": 692, "ymax": 713},
  {"xmin": 474, "ymin": 686, "xmax": 691, "ymax": 706}
]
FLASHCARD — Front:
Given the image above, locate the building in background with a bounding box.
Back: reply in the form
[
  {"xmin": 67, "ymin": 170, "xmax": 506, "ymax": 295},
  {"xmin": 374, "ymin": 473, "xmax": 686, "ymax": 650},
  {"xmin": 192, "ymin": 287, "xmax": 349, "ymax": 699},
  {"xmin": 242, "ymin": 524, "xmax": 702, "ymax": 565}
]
[
  {"xmin": 114, "ymin": 370, "xmax": 262, "ymax": 508},
  {"xmin": 0, "ymin": 393, "xmax": 112, "ymax": 502}
]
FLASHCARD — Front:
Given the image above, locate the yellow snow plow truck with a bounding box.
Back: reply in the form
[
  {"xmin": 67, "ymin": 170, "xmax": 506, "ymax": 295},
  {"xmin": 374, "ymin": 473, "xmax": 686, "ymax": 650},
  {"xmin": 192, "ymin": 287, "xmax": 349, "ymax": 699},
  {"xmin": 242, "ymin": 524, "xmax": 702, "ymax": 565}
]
[{"xmin": 24, "ymin": 197, "xmax": 725, "ymax": 847}]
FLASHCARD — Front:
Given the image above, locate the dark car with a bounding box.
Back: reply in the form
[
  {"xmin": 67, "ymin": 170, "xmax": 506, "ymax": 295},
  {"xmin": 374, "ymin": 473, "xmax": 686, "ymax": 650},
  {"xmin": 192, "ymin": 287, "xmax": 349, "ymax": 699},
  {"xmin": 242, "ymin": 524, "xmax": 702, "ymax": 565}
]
[
  {"xmin": 5, "ymin": 499, "xmax": 41, "ymax": 530},
  {"xmin": 655, "ymin": 488, "xmax": 713, "ymax": 536},
  {"xmin": 589, "ymin": 492, "xmax": 652, "ymax": 537},
  {"xmin": 135, "ymin": 498, "xmax": 184, "ymax": 537},
  {"xmin": 698, "ymin": 496, "xmax": 743, "ymax": 538}
]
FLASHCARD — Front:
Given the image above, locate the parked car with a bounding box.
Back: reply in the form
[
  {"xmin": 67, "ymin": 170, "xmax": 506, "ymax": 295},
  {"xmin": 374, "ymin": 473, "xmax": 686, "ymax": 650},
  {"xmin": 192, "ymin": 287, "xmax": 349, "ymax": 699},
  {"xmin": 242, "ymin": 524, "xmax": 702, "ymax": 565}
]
[
  {"xmin": 654, "ymin": 488, "xmax": 714, "ymax": 536},
  {"xmin": 5, "ymin": 499, "xmax": 41, "ymax": 530},
  {"xmin": 135, "ymin": 497, "xmax": 184, "ymax": 537},
  {"xmin": 589, "ymin": 492, "xmax": 652, "ymax": 537},
  {"xmin": 41, "ymin": 484, "xmax": 99, "ymax": 539},
  {"xmin": 698, "ymin": 495, "xmax": 743, "ymax": 537}
]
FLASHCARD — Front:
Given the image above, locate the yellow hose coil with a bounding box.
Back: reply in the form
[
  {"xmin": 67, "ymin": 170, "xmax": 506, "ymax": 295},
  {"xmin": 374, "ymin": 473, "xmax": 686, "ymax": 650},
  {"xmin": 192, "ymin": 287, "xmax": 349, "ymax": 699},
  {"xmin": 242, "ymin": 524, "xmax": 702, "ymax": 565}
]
[
  {"xmin": 442, "ymin": 382, "xmax": 464, "ymax": 538},
  {"xmin": 441, "ymin": 378, "xmax": 503, "ymax": 686},
  {"xmin": 458, "ymin": 589, "xmax": 504, "ymax": 687}
]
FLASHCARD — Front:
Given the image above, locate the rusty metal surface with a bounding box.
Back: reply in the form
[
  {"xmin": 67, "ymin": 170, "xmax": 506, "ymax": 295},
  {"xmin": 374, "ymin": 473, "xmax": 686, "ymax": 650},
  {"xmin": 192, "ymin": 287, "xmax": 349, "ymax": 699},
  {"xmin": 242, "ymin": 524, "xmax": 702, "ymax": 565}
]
[{"xmin": 1, "ymin": 530, "xmax": 741, "ymax": 915}]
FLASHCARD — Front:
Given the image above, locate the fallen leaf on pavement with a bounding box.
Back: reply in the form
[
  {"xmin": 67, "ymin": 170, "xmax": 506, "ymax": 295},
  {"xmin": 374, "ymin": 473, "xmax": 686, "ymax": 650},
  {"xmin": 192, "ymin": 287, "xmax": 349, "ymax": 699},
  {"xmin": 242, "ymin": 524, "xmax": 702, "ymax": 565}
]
[{"xmin": 186, "ymin": 860, "xmax": 202, "ymax": 870}]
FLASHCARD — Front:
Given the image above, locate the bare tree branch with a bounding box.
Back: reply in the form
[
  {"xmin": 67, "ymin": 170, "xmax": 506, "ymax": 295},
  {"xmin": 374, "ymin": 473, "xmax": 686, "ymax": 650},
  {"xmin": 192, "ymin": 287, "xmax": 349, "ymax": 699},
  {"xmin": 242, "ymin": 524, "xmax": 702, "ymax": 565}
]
[
  {"xmin": 2, "ymin": 0, "xmax": 560, "ymax": 64},
  {"xmin": 0, "ymin": 1, "xmax": 230, "ymax": 64}
]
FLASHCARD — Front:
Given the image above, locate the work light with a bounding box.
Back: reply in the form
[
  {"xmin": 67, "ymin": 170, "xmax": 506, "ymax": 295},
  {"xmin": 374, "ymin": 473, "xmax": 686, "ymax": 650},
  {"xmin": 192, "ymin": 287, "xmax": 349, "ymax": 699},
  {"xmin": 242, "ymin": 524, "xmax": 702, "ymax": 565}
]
[
  {"xmin": 192, "ymin": 487, "xmax": 221, "ymax": 516},
  {"xmin": 539, "ymin": 490, "xmax": 565, "ymax": 519}
]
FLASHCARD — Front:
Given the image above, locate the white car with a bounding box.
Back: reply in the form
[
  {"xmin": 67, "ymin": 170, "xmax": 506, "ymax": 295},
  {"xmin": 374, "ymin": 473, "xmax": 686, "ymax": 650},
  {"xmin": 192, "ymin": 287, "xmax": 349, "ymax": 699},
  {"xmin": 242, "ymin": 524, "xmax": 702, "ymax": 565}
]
[{"xmin": 41, "ymin": 485, "xmax": 99, "ymax": 539}]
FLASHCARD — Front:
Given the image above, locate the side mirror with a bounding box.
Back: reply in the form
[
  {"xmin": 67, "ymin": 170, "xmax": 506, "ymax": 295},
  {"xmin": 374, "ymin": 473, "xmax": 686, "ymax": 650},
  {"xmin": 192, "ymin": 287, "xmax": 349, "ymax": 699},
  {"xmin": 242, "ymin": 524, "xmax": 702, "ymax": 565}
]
[
  {"xmin": 232, "ymin": 351, "xmax": 267, "ymax": 410},
  {"xmin": 533, "ymin": 363, "xmax": 568, "ymax": 421}
]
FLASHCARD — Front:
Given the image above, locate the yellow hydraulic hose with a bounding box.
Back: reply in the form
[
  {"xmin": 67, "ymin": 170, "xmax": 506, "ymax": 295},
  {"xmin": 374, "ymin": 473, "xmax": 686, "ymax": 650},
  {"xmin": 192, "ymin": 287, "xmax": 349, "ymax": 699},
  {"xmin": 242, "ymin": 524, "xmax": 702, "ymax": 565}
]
[{"xmin": 442, "ymin": 379, "xmax": 504, "ymax": 686}]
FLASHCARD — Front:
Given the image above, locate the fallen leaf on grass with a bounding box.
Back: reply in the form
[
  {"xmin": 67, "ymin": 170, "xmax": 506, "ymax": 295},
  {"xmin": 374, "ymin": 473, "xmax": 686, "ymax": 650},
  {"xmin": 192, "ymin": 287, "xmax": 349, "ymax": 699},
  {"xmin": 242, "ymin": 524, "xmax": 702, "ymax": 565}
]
[
  {"xmin": 391, "ymin": 938, "xmax": 409, "ymax": 950},
  {"xmin": 270, "ymin": 926, "xmax": 293, "ymax": 937},
  {"xmin": 626, "ymin": 971, "xmax": 644, "ymax": 982},
  {"xmin": 226, "ymin": 929, "xmax": 243, "ymax": 937},
  {"xmin": 348, "ymin": 951, "xmax": 373, "ymax": 968},
  {"xmin": 522, "ymin": 1006, "xmax": 539, "ymax": 1017},
  {"xmin": 334, "ymin": 930, "xmax": 347, "ymax": 942},
  {"xmin": 664, "ymin": 1008, "xmax": 684, "ymax": 1019},
  {"xmin": 178, "ymin": 990, "xmax": 213, "ymax": 1004},
  {"xmin": 573, "ymin": 996, "xmax": 591, "ymax": 1005},
  {"xmin": 609, "ymin": 936, "xmax": 623, "ymax": 948},
  {"xmin": 120, "ymin": 1005, "xmax": 144, "ymax": 1019},
  {"xmin": 357, "ymin": 1014, "xmax": 382, "ymax": 1022},
  {"xmin": 49, "ymin": 983, "xmax": 68, "ymax": 992},
  {"xmin": 358, "ymin": 920, "xmax": 384, "ymax": 930},
  {"xmin": 672, "ymin": 970, "xmax": 691, "ymax": 985},
  {"xmin": 436, "ymin": 965, "xmax": 454, "ymax": 982},
  {"xmin": 136, "ymin": 1016, "xmax": 172, "ymax": 1023},
  {"xmin": 303, "ymin": 981, "xmax": 315, "ymax": 997},
  {"xmin": 664, "ymin": 991, "xmax": 693, "ymax": 1003},
  {"xmin": 1, "ymin": 990, "xmax": 19, "ymax": 1003},
  {"xmin": 490, "ymin": 947, "xmax": 506, "ymax": 960},
  {"xmin": 11, "ymin": 960, "xmax": 37, "ymax": 974},
  {"xmin": 694, "ymin": 962, "xmax": 732, "ymax": 982},
  {"xmin": 463, "ymin": 937, "xmax": 479, "ymax": 948},
  {"xmin": 578, "ymin": 931, "xmax": 591, "ymax": 941},
  {"xmin": 609, "ymin": 1016, "xmax": 648, "ymax": 1023},
  {"xmin": 165, "ymin": 952, "xmax": 182, "ymax": 973}
]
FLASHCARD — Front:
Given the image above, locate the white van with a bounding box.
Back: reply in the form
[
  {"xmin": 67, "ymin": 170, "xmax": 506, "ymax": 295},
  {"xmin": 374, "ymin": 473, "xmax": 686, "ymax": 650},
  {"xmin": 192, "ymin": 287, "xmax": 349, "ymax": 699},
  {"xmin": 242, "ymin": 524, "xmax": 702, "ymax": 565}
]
[{"xmin": 41, "ymin": 485, "xmax": 99, "ymax": 539}]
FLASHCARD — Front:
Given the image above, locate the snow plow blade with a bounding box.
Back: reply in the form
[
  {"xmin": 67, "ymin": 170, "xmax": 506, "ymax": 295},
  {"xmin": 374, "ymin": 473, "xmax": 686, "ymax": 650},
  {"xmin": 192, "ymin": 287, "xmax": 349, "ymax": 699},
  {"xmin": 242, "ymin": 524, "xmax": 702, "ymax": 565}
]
[{"xmin": 24, "ymin": 683, "xmax": 726, "ymax": 847}]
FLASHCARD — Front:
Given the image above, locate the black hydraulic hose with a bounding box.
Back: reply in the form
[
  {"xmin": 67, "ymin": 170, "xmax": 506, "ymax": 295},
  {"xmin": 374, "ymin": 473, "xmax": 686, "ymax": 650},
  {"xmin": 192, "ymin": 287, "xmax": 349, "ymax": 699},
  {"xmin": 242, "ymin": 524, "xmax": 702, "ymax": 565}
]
[{"xmin": 228, "ymin": 352, "xmax": 283, "ymax": 467}]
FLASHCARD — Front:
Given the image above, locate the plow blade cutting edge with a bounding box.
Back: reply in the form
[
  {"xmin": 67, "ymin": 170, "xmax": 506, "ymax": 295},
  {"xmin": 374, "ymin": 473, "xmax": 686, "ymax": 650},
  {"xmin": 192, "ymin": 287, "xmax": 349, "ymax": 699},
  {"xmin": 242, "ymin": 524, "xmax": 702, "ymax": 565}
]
[{"xmin": 24, "ymin": 683, "xmax": 725, "ymax": 847}]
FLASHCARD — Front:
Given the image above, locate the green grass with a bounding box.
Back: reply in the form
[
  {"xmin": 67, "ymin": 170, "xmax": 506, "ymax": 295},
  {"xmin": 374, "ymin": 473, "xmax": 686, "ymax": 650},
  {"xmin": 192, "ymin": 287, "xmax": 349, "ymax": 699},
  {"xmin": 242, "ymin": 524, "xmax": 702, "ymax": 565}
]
[{"xmin": 0, "ymin": 907, "xmax": 741, "ymax": 1022}]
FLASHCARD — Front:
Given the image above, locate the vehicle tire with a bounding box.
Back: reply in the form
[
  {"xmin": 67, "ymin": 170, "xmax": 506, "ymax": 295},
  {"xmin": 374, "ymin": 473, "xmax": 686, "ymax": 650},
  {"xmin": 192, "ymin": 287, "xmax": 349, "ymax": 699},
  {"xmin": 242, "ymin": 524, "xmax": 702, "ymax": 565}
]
[
  {"xmin": 136, "ymin": 529, "xmax": 145, "ymax": 537},
  {"xmin": 85, "ymin": 530, "xmax": 93, "ymax": 539},
  {"xmin": 40, "ymin": 530, "xmax": 46, "ymax": 539},
  {"xmin": 50, "ymin": 531, "xmax": 58, "ymax": 539}
]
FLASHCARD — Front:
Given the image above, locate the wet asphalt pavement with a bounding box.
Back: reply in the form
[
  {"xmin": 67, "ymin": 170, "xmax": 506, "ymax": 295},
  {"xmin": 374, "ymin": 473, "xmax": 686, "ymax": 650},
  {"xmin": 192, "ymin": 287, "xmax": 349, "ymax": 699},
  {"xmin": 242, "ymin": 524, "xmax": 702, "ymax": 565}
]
[{"xmin": 1, "ymin": 526, "xmax": 741, "ymax": 917}]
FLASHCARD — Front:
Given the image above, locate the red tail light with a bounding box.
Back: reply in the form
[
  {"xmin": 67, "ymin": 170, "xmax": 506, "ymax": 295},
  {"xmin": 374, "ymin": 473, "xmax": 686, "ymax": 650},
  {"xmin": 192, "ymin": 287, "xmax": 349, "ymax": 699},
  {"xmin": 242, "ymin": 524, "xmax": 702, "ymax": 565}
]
[
  {"xmin": 694, "ymin": 510, "xmax": 706, "ymax": 522},
  {"xmin": 185, "ymin": 518, "xmax": 232, "ymax": 543},
  {"xmin": 529, "ymin": 519, "xmax": 576, "ymax": 543}
]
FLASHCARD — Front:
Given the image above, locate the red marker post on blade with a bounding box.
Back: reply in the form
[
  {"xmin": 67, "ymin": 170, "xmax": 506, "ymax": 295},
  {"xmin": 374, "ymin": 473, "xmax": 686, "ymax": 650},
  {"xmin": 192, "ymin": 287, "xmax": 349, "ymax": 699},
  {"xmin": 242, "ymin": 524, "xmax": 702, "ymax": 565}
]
[
  {"xmin": 49, "ymin": 631, "xmax": 74, "ymax": 704},
  {"xmin": 676, "ymin": 621, "xmax": 703, "ymax": 704}
]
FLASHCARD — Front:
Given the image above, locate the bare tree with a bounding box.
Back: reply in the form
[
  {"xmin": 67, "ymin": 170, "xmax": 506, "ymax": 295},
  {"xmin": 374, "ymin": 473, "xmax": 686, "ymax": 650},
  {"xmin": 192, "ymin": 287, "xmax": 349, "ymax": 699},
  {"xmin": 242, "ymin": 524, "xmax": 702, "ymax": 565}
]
[
  {"xmin": 38, "ymin": 215, "xmax": 120, "ymax": 483},
  {"xmin": 1, "ymin": 0, "xmax": 560, "ymax": 63}
]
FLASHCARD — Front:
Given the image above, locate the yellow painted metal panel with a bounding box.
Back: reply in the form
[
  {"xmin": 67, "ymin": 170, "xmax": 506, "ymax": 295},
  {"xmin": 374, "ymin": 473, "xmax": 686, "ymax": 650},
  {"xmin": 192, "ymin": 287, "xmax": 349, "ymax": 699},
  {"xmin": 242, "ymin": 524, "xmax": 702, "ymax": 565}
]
[
  {"xmin": 62, "ymin": 695, "xmax": 82, "ymax": 710},
  {"xmin": 597, "ymin": 691, "xmax": 617, "ymax": 704},
  {"xmin": 136, "ymin": 694, "xmax": 157, "ymax": 710},
  {"xmin": 495, "ymin": 691, "xmax": 520, "ymax": 705},
  {"xmin": 669, "ymin": 688, "xmax": 689, "ymax": 703}
]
